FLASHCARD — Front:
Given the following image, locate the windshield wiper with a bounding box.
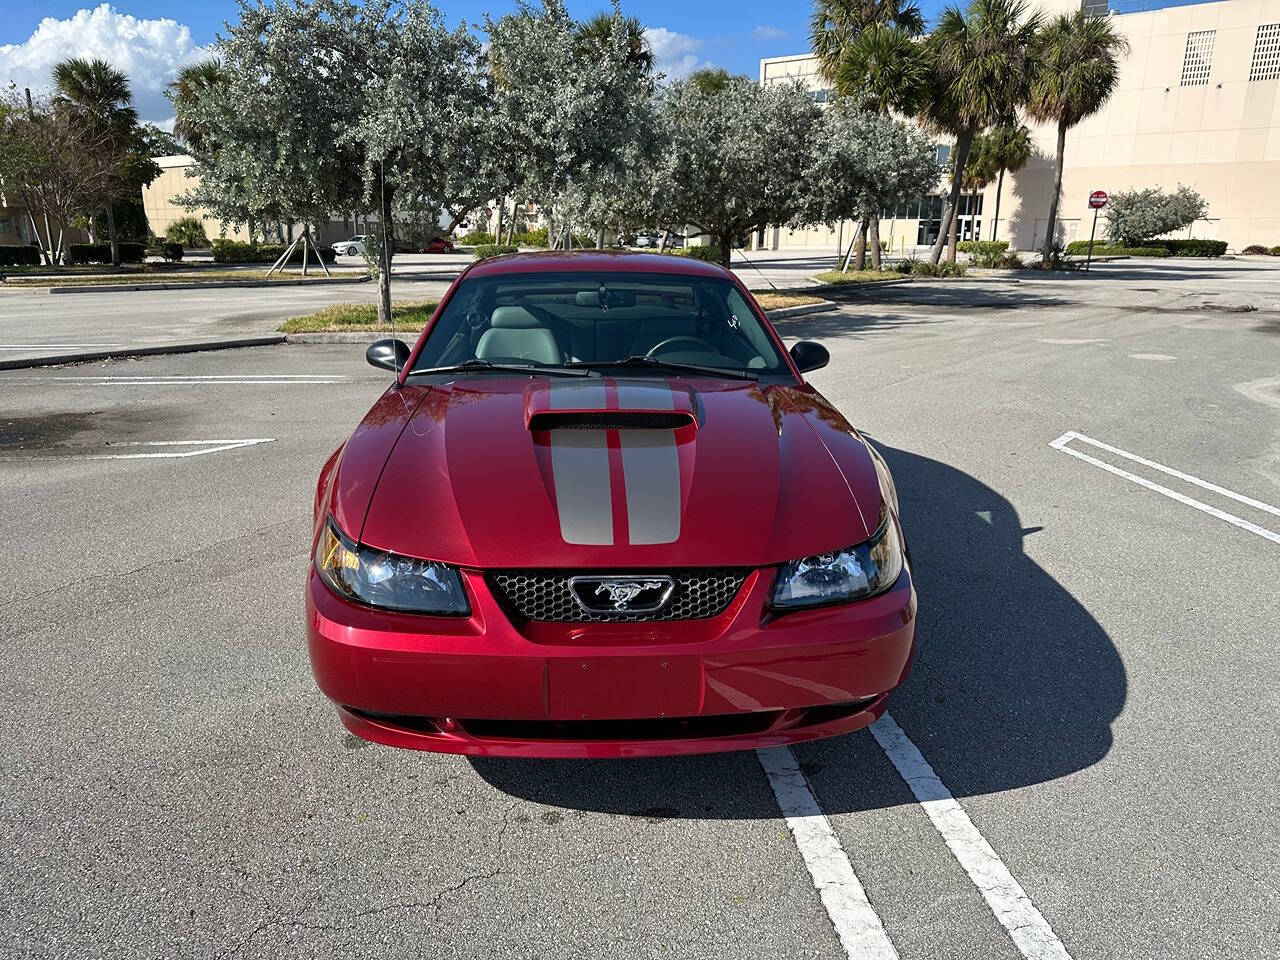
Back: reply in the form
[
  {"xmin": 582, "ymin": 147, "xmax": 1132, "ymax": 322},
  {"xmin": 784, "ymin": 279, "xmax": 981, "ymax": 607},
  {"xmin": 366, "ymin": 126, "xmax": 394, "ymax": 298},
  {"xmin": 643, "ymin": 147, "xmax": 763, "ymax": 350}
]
[
  {"xmin": 566, "ymin": 356, "xmax": 759, "ymax": 381},
  {"xmin": 408, "ymin": 359, "xmax": 592, "ymax": 378}
]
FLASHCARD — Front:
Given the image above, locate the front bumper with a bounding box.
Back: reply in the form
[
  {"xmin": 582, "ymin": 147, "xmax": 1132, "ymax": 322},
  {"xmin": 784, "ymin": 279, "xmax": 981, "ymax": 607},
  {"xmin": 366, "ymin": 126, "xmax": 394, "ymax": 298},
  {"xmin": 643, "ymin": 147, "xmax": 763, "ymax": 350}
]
[{"xmin": 307, "ymin": 565, "xmax": 917, "ymax": 759}]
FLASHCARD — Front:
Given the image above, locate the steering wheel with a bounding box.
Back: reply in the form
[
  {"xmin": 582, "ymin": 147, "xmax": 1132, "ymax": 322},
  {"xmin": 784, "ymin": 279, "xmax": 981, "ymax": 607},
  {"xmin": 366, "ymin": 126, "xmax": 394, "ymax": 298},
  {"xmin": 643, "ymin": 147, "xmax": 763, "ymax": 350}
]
[{"xmin": 646, "ymin": 335, "xmax": 717, "ymax": 358}]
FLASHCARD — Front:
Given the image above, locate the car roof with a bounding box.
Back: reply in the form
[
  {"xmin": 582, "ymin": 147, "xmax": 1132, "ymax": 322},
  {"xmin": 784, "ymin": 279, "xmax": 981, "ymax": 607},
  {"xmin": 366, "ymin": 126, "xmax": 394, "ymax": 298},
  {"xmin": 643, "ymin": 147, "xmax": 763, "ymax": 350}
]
[{"xmin": 465, "ymin": 250, "xmax": 732, "ymax": 280}]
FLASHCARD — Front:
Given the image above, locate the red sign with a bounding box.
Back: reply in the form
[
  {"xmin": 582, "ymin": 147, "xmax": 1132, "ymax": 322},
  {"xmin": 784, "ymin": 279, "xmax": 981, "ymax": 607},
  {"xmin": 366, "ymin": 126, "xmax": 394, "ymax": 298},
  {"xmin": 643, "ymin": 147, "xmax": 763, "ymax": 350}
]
[{"xmin": 1089, "ymin": 190, "xmax": 1109, "ymax": 209}]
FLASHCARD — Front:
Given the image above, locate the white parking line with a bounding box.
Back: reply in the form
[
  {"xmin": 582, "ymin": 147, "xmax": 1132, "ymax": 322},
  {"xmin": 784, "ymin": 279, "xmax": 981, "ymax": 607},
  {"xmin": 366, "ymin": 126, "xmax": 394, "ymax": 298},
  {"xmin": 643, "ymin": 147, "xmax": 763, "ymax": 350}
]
[
  {"xmin": 3, "ymin": 375, "xmax": 347, "ymax": 386},
  {"xmin": 871, "ymin": 713, "xmax": 1073, "ymax": 960},
  {"xmin": 0, "ymin": 439, "xmax": 276, "ymax": 461},
  {"xmin": 1050, "ymin": 431, "xmax": 1280, "ymax": 544},
  {"xmin": 0, "ymin": 343, "xmax": 122, "ymax": 350},
  {"xmin": 756, "ymin": 747, "xmax": 899, "ymax": 960}
]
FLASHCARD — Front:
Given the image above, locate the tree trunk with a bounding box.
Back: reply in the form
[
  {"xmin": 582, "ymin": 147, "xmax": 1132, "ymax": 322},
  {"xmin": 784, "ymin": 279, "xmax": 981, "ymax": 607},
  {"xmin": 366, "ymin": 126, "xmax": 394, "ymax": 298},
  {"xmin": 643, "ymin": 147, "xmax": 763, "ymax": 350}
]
[
  {"xmin": 107, "ymin": 205, "xmax": 120, "ymax": 266},
  {"xmin": 596, "ymin": 228, "xmax": 605, "ymax": 250},
  {"xmin": 930, "ymin": 132, "xmax": 973, "ymax": 264},
  {"xmin": 854, "ymin": 216, "xmax": 870, "ymax": 270},
  {"xmin": 302, "ymin": 225, "xmax": 310, "ymax": 277},
  {"xmin": 991, "ymin": 168, "xmax": 1005, "ymax": 242},
  {"xmin": 494, "ymin": 197, "xmax": 505, "ymax": 243},
  {"xmin": 658, "ymin": 229, "xmax": 670, "ymax": 253},
  {"xmin": 1041, "ymin": 121, "xmax": 1069, "ymax": 264},
  {"xmin": 377, "ymin": 183, "xmax": 395, "ymax": 328},
  {"xmin": 715, "ymin": 232, "xmax": 731, "ymax": 269},
  {"xmin": 869, "ymin": 216, "xmax": 882, "ymax": 270},
  {"xmin": 947, "ymin": 202, "xmax": 959, "ymax": 263}
]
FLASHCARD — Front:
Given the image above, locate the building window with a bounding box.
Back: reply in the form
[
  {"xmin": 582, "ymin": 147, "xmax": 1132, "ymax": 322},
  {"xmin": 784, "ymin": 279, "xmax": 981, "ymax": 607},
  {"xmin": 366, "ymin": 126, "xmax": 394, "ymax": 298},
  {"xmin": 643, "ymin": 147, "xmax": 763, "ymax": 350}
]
[
  {"xmin": 1180, "ymin": 30, "xmax": 1215, "ymax": 86},
  {"xmin": 0, "ymin": 217, "xmax": 11, "ymax": 234},
  {"xmin": 1249, "ymin": 24, "xmax": 1280, "ymax": 81},
  {"xmin": 935, "ymin": 144, "xmax": 952, "ymax": 166}
]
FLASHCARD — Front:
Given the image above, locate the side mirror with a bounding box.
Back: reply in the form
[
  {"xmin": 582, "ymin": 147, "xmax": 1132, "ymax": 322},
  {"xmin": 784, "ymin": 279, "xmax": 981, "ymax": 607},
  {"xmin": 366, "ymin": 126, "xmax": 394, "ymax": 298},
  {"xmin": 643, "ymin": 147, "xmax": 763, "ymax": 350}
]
[
  {"xmin": 789, "ymin": 340, "xmax": 829, "ymax": 375},
  {"xmin": 366, "ymin": 338, "xmax": 411, "ymax": 373}
]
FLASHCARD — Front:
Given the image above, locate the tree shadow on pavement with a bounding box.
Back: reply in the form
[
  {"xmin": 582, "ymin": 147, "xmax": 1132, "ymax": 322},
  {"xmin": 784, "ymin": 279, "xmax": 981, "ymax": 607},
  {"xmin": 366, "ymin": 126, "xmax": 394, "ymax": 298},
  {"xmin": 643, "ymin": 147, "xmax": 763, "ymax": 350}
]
[
  {"xmin": 470, "ymin": 442, "xmax": 1126, "ymax": 817},
  {"xmin": 814, "ymin": 283, "xmax": 1074, "ymax": 311}
]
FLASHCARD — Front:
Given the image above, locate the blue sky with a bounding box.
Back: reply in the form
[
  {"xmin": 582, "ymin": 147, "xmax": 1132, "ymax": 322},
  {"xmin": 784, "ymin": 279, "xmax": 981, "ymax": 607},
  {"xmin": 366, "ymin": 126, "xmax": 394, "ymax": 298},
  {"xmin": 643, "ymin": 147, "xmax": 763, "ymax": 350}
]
[{"xmin": 0, "ymin": 1, "xmax": 856, "ymax": 123}]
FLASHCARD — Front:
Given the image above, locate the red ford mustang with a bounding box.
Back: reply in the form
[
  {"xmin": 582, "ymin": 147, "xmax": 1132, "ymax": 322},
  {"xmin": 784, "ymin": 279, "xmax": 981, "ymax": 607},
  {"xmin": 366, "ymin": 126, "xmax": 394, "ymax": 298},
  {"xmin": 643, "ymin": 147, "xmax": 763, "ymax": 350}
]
[{"xmin": 308, "ymin": 251, "xmax": 917, "ymax": 758}]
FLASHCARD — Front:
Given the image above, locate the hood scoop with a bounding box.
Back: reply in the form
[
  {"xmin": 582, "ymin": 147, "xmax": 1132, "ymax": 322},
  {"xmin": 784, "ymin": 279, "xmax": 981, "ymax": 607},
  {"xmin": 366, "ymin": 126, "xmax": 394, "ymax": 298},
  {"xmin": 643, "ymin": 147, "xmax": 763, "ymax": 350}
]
[
  {"xmin": 529, "ymin": 411, "xmax": 695, "ymax": 431},
  {"xmin": 522, "ymin": 379, "xmax": 701, "ymax": 431}
]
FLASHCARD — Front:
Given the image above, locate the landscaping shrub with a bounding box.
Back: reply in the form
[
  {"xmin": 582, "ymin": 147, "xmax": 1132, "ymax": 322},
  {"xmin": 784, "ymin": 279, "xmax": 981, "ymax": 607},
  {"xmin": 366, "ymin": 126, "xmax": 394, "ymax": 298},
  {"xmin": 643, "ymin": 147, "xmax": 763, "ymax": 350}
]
[
  {"xmin": 957, "ymin": 240, "xmax": 1008, "ymax": 255},
  {"xmin": 1242, "ymin": 244, "xmax": 1271, "ymax": 255},
  {"xmin": 512, "ymin": 226, "xmax": 549, "ymax": 247},
  {"xmin": 1104, "ymin": 185, "xmax": 1207, "ymax": 247},
  {"xmin": 212, "ymin": 240, "xmax": 336, "ymax": 264},
  {"xmin": 0, "ymin": 246, "xmax": 42, "ymax": 267},
  {"xmin": 1270, "ymin": 245, "xmax": 1280, "ymax": 256},
  {"xmin": 145, "ymin": 242, "xmax": 185, "ymax": 262},
  {"xmin": 473, "ymin": 244, "xmax": 518, "ymax": 260},
  {"xmin": 165, "ymin": 216, "xmax": 209, "ymax": 248},
  {"xmin": 457, "ymin": 229, "xmax": 496, "ymax": 245},
  {"xmin": 1151, "ymin": 238, "xmax": 1227, "ymax": 257},
  {"xmin": 675, "ymin": 245, "xmax": 725, "ymax": 263},
  {"xmin": 891, "ymin": 258, "xmax": 966, "ymax": 278},
  {"xmin": 1064, "ymin": 240, "xmax": 1170, "ymax": 258},
  {"xmin": 68, "ymin": 242, "xmax": 145, "ymax": 264}
]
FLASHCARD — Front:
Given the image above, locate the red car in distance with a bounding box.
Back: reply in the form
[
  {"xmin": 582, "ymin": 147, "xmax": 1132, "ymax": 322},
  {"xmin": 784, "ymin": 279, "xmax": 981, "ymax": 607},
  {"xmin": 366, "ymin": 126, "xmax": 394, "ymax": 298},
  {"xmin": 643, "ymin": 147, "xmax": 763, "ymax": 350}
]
[
  {"xmin": 422, "ymin": 237, "xmax": 455, "ymax": 254},
  {"xmin": 307, "ymin": 251, "xmax": 918, "ymax": 758}
]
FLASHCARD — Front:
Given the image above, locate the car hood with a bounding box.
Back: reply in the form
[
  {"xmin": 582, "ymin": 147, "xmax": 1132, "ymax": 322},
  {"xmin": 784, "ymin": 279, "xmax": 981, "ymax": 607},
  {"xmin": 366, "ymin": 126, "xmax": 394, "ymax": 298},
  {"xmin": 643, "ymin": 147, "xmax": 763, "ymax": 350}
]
[{"xmin": 350, "ymin": 377, "xmax": 883, "ymax": 569}]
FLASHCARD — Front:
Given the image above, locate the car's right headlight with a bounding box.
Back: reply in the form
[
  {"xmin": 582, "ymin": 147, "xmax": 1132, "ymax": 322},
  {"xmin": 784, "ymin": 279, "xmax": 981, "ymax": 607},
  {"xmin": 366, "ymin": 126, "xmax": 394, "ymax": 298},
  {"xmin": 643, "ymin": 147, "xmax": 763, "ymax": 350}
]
[
  {"xmin": 314, "ymin": 519, "xmax": 470, "ymax": 615},
  {"xmin": 769, "ymin": 512, "xmax": 904, "ymax": 611}
]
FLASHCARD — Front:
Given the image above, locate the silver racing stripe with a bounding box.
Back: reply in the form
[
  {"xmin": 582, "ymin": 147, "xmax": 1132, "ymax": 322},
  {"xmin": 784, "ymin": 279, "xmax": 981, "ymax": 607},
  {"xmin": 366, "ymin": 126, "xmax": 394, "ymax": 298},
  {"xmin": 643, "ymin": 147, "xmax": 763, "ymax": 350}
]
[
  {"xmin": 617, "ymin": 382, "xmax": 681, "ymax": 545},
  {"xmin": 549, "ymin": 381, "xmax": 613, "ymax": 544}
]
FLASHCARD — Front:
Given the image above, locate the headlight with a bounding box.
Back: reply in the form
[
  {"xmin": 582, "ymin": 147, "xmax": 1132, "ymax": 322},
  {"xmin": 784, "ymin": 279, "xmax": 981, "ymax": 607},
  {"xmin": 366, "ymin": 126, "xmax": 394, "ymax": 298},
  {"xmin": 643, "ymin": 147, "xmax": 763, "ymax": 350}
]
[
  {"xmin": 314, "ymin": 520, "xmax": 470, "ymax": 615},
  {"xmin": 770, "ymin": 513, "xmax": 904, "ymax": 610}
]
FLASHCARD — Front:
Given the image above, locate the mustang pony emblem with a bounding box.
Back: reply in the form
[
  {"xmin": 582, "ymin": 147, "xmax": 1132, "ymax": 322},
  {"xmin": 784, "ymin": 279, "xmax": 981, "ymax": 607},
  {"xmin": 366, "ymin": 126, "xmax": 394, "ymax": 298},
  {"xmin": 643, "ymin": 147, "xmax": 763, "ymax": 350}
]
[
  {"xmin": 567, "ymin": 575, "xmax": 676, "ymax": 614},
  {"xmin": 596, "ymin": 580, "xmax": 667, "ymax": 608}
]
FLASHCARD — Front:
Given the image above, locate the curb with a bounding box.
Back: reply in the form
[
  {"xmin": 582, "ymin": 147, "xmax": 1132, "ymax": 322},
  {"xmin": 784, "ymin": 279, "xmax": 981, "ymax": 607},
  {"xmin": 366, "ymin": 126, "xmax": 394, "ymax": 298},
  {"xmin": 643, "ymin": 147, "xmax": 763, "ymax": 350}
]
[
  {"xmin": 0, "ymin": 335, "xmax": 287, "ymax": 371},
  {"xmin": 285, "ymin": 332, "xmax": 402, "ymax": 344},
  {"xmin": 30, "ymin": 275, "xmax": 370, "ymax": 295},
  {"xmin": 765, "ymin": 301, "xmax": 839, "ymax": 320}
]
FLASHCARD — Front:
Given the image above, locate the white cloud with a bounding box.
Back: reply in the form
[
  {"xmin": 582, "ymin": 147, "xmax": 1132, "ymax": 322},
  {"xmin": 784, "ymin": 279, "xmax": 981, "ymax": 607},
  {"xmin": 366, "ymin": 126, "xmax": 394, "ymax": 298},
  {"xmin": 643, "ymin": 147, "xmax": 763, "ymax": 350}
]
[
  {"xmin": 751, "ymin": 26, "xmax": 788, "ymax": 40},
  {"xmin": 0, "ymin": 3, "xmax": 209, "ymax": 125},
  {"xmin": 645, "ymin": 26, "xmax": 711, "ymax": 81}
]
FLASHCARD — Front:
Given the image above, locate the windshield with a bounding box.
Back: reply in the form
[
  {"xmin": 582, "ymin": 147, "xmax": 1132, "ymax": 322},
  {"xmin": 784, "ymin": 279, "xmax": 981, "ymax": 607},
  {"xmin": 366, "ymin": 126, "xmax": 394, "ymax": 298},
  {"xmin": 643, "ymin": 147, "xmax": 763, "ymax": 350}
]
[{"xmin": 410, "ymin": 270, "xmax": 788, "ymax": 376}]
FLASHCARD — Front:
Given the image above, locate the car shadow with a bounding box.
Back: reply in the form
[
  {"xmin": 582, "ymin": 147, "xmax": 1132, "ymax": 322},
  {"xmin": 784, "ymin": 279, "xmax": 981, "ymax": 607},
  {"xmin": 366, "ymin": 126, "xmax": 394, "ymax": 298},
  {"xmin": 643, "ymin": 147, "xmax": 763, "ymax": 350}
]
[{"xmin": 469, "ymin": 442, "xmax": 1126, "ymax": 817}]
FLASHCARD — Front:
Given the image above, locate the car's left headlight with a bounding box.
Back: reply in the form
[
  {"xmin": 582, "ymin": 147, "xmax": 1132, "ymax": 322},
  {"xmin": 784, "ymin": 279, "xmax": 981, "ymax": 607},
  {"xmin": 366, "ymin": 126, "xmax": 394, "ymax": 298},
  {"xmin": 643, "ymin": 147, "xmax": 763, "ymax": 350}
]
[
  {"xmin": 770, "ymin": 513, "xmax": 904, "ymax": 610},
  {"xmin": 314, "ymin": 519, "xmax": 470, "ymax": 615}
]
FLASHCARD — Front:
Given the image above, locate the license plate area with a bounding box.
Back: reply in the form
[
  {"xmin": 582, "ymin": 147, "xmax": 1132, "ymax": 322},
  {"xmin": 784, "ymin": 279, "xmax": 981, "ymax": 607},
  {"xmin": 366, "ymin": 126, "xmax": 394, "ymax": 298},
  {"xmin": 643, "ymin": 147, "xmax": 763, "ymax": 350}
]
[{"xmin": 547, "ymin": 655, "xmax": 703, "ymax": 721}]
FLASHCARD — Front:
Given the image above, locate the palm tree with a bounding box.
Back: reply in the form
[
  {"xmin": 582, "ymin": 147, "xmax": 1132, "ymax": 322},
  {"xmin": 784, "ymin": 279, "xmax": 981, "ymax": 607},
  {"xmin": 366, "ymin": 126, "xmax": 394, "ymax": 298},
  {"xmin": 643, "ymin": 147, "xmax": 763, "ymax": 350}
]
[
  {"xmin": 833, "ymin": 23, "xmax": 928, "ymax": 267},
  {"xmin": 811, "ymin": 0, "xmax": 925, "ymax": 85},
  {"xmin": 1028, "ymin": 11, "xmax": 1128, "ymax": 262},
  {"xmin": 168, "ymin": 59, "xmax": 226, "ymax": 154},
  {"xmin": 920, "ymin": 0, "xmax": 1041, "ymax": 264},
  {"xmin": 575, "ymin": 13, "xmax": 655, "ymax": 73},
  {"xmin": 973, "ymin": 122, "xmax": 1032, "ymax": 241},
  {"xmin": 52, "ymin": 57, "xmax": 138, "ymax": 266}
]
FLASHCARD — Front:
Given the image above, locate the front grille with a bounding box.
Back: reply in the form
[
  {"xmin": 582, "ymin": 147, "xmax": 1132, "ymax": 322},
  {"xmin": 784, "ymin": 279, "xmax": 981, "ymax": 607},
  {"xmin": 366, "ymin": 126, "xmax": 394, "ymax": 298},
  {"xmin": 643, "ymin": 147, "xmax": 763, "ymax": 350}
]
[
  {"xmin": 528, "ymin": 411, "xmax": 693, "ymax": 431},
  {"xmin": 488, "ymin": 569, "xmax": 746, "ymax": 622}
]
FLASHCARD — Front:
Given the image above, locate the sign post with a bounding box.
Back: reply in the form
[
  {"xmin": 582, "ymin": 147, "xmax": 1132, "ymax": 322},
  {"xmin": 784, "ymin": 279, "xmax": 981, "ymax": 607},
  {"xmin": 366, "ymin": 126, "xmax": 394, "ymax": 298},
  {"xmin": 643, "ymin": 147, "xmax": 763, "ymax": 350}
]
[{"xmin": 1085, "ymin": 190, "xmax": 1109, "ymax": 272}]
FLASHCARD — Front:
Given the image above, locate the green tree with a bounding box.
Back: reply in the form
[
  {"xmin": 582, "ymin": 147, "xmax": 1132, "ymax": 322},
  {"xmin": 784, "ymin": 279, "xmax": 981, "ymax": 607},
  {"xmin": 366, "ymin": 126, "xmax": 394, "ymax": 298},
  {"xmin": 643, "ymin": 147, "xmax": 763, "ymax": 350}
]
[
  {"xmin": 831, "ymin": 22, "xmax": 928, "ymax": 267},
  {"xmin": 1104, "ymin": 185, "xmax": 1207, "ymax": 247},
  {"xmin": 969, "ymin": 122, "xmax": 1031, "ymax": 241},
  {"xmin": 168, "ymin": 59, "xmax": 226, "ymax": 153},
  {"xmin": 52, "ymin": 57, "xmax": 141, "ymax": 265},
  {"xmin": 920, "ymin": 0, "xmax": 1041, "ymax": 264},
  {"xmin": 656, "ymin": 75, "xmax": 820, "ymax": 267},
  {"xmin": 1027, "ymin": 10, "xmax": 1128, "ymax": 262},
  {"xmin": 686, "ymin": 67, "xmax": 741, "ymax": 96},
  {"xmin": 811, "ymin": 0, "xmax": 925, "ymax": 85}
]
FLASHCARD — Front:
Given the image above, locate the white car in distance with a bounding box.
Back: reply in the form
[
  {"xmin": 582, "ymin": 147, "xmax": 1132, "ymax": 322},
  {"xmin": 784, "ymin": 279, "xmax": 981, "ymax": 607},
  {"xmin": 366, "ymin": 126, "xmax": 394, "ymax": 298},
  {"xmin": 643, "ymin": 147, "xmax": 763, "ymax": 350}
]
[{"xmin": 332, "ymin": 236, "xmax": 367, "ymax": 257}]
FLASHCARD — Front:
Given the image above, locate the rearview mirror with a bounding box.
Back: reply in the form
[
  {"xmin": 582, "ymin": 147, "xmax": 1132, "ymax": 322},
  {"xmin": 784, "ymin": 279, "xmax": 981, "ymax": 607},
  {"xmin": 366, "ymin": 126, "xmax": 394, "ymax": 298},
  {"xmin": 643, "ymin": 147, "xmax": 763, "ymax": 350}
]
[
  {"xmin": 366, "ymin": 338, "xmax": 411, "ymax": 372},
  {"xmin": 789, "ymin": 340, "xmax": 829, "ymax": 375}
]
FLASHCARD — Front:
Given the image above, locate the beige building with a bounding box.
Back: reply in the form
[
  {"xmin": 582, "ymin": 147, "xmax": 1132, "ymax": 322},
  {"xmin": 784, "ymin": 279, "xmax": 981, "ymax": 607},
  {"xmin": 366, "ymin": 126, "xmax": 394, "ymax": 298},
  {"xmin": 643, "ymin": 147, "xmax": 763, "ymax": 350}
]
[
  {"xmin": 141, "ymin": 155, "xmax": 358, "ymax": 245},
  {"xmin": 760, "ymin": 0, "xmax": 1280, "ymax": 253}
]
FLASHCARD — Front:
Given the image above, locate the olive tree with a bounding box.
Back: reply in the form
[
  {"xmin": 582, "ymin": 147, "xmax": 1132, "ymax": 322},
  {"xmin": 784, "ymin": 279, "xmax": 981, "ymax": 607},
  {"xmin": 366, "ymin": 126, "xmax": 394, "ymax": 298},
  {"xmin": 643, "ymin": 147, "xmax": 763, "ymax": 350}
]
[
  {"xmin": 797, "ymin": 100, "xmax": 941, "ymax": 271},
  {"xmin": 180, "ymin": 0, "xmax": 489, "ymax": 324},
  {"xmin": 1105, "ymin": 185, "xmax": 1208, "ymax": 247},
  {"xmin": 655, "ymin": 74, "xmax": 820, "ymax": 267},
  {"xmin": 487, "ymin": 1, "xmax": 656, "ymax": 248}
]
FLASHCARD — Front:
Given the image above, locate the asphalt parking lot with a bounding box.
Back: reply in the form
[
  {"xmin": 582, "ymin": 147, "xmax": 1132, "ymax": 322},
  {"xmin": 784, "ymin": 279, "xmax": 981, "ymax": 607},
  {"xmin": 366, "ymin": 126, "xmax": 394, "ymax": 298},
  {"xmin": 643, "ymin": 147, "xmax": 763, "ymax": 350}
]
[{"xmin": 2, "ymin": 259, "xmax": 1277, "ymax": 958}]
